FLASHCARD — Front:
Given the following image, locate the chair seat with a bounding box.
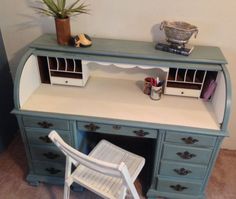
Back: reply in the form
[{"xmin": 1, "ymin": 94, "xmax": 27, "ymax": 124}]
[{"xmin": 72, "ymin": 140, "xmax": 145, "ymax": 199}]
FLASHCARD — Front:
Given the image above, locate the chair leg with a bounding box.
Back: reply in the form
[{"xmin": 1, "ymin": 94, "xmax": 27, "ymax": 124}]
[{"xmin": 64, "ymin": 183, "xmax": 70, "ymax": 199}]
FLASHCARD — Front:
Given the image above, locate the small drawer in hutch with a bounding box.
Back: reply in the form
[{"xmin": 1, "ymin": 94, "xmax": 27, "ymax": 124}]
[
  {"xmin": 164, "ymin": 87, "xmax": 201, "ymax": 98},
  {"xmin": 50, "ymin": 76, "xmax": 84, "ymax": 87}
]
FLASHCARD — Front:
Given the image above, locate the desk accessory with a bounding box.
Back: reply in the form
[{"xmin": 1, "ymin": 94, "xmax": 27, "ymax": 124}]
[
  {"xmin": 32, "ymin": 0, "xmax": 89, "ymax": 45},
  {"xmin": 144, "ymin": 77, "xmax": 163, "ymax": 95},
  {"xmin": 144, "ymin": 76, "xmax": 163, "ymax": 100},
  {"xmin": 72, "ymin": 34, "xmax": 92, "ymax": 47},
  {"xmin": 202, "ymin": 80, "xmax": 217, "ymax": 101},
  {"xmin": 143, "ymin": 77, "xmax": 153, "ymax": 95},
  {"xmin": 157, "ymin": 21, "xmax": 198, "ymax": 56},
  {"xmin": 155, "ymin": 43, "xmax": 194, "ymax": 56},
  {"xmin": 150, "ymin": 85, "xmax": 162, "ymax": 100}
]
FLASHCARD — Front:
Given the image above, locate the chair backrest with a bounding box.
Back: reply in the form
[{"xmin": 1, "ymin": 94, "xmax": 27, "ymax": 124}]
[{"xmin": 49, "ymin": 130, "xmax": 124, "ymax": 177}]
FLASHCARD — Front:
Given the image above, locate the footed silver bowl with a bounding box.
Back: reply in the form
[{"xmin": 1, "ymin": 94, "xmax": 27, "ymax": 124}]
[{"xmin": 160, "ymin": 21, "xmax": 198, "ymax": 45}]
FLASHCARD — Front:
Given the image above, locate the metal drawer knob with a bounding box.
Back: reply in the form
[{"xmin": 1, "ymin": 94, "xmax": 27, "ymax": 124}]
[
  {"xmin": 39, "ymin": 135, "xmax": 52, "ymax": 143},
  {"xmin": 170, "ymin": 184, "xmax": 188, "ymax": 192},
  {"xmin": 37, "ymin": 121, "xmax": 53, "ymax": 128},
  {"xmin": 181, "ymin": 136, "xmax": 199, "ymax": 144},
  {"xmin": 133, "ymin": 130, "xmax": 149, "ymax": 137},
  {"xmin": 174, "ymin": 168, "xmax": 192, "ymax": 176},
  {"xmin": 43, "ymin": 152, "xmax": 60, "ymax": 160},
  {"xmin": 45, "ymin": 167, "xmax": 61, "ymax": 175},
  {"xmin": 84, "ymin": 123, "xmax": 100, "ymax": 132},
  {"xmin": 176, "ymin": 151, "xmax": 196, "ymax": 159},
  {"xmin": 113, "ymin": 125, "xmax": 121, "ymax": 130}
]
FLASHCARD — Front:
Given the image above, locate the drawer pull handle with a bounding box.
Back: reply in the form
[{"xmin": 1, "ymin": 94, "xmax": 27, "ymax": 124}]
[
  {"xmin": 113, "ymin": 125, "xmax": 121, "ymax": 130},
  {"xmin": 39, "ymin": 136, "xmax": 52, "ymax": 143},
  {"xmin": 43, "ymin": 152, "xmax": 60, "ymax": 159},
  {"xmin": 170, "ymin": 184, "xmax": 188, "ymax": 192},
  {"xmin": 176, "ymin": 151, "xmax": 196, "ymax": 159},
  {"xmin": 174, "ymin": 168, "xmax": 192, "ymax": 176},
  {"xmin": 133, "ymin": 130, "xmax": 149, "ymax": 137},
  {"xmin": 37, "ymin": 121, "xmax": 53, "ymax": 128},
  {"xmin": 45, "ymin": 167, "xmax": 61, "ymax": 175},
  {"xmin": 84, "ymin": 123, "xmax": 100, "ymax": 132},
  {"xmin": 181, "ymin": 137, "xmax": 199, "ymax": 144}
]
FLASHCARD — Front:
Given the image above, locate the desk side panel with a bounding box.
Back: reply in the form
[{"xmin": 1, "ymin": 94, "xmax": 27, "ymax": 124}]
[{"xmin": 19, "ymin": 55, "xmax": 41, "ymax": 108}]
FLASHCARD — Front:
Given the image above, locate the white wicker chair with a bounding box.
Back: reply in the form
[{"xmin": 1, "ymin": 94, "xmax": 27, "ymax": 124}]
[{"xmin": 48, "ymin": 130, "xmax": 145, "ymax": 199}]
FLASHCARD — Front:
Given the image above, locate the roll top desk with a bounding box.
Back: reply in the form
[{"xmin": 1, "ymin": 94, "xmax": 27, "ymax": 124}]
[{"xmin": 12, "ymin": 34, "xmax": 231, "ymax": 199}]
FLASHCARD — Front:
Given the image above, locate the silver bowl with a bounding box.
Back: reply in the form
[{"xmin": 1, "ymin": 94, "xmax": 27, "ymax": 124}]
[{"xmin": 160, "ymin": 21, "xmax": 198, "ymax": 45}]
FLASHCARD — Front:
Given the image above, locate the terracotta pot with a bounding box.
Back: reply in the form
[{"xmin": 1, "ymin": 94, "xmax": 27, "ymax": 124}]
[{"xmin": 55, "ymin": 17, "xmax": 71, "ymax": 45}]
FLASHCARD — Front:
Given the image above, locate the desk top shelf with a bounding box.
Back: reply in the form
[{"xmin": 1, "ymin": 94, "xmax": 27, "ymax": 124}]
[{"xmin": 30, "ymin": 34, "xmax": 227, "ymax": 66}]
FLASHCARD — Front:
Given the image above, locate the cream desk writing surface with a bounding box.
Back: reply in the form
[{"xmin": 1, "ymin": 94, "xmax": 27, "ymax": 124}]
[{"xmin": 21, "ymin": 76, "xmax": 219, "ymax": 130}]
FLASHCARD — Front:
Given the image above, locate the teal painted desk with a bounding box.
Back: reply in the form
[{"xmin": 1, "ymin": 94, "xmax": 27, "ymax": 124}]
[{"xmin": 13, "ymin": 34, "xmax": 231, "ymax": 199}]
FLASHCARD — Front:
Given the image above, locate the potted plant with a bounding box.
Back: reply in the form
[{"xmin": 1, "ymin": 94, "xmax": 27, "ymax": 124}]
[{"xmin": 33, "ymin": 0, "xmax": 89, "ymax": 45}]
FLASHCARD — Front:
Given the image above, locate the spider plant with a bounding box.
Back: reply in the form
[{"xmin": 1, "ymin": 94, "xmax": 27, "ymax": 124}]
[{"xmin": 33, "ymin": 0, "xmax": 89, "ymax": 19}]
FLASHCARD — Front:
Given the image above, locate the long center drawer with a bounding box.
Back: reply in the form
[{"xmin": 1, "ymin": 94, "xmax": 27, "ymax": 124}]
[{"xmin": 77, "ymin": 121, "xmax": 158, "ymax": 139}]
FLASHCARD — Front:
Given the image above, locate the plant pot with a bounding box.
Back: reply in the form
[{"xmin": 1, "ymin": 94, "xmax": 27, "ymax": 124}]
[{"xmin": 55, "ymin": 17, "xmax": 71, "ymax": 45}]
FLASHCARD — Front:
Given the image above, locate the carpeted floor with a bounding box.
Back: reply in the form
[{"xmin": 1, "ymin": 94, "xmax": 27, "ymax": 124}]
[{"xmin": 0, "ymin": 135, "xmax": 235, "ymax": 199}]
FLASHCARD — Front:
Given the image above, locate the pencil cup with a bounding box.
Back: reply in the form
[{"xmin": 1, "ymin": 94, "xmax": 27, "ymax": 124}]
[
  {"xmin": 150, "ymin": 85, "xmax": 162, "ymax": 100},
  {"xmin": 143, "ymin": 77, "xmax": 152, "ymax": 95}
]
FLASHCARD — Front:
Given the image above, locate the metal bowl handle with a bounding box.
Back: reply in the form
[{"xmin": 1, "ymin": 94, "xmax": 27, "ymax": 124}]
[
  {"xmin": 160, "ymin": 21, "xmax": 167, "ymax": 30},
  {"xmin": 194, "ymin": 29, "xmax": 199, "ymax": 38}
]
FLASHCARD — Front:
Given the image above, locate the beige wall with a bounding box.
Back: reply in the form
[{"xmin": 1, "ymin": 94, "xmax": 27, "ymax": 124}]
[{"xmin": 0, "ymin": 0, "xmax": 235, "ymax": 149}]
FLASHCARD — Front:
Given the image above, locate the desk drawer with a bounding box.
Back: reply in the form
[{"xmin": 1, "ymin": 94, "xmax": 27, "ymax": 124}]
[
  {"xmin": 50, "ymin": 76, "xmax": 85, "ymax": 87},
  {"xmin": 159, "ymin": 160, "xmax": 207, "ymax": 179},
  {"xmin": 165, "ymin": 131, "xmax": 216, "ymax": 147},
  {"xmin": 22, "ymin": 116, "xmax": 70, "ymax": 130},
  {"xmin": 162, "ymin": 143, "xmax": 212, "ymax": 164},
  {"xmin": 26, "ymin": 129, "xmax": 70, "ymax": 145},
  {"xmin": 30, "ymin": 145, "xmax": 65, "ymax": 162},
  {"xmin": 77, "ymin": 121, "xmax": 157, "ymax": 139},
  {"xmin": 164, "ymin": 87, "xmax": 201, "ymax": 98},
  {"xmin": 32, "ymin": 161, "xmax": 65, "ymax": 177},
  {"xmin": 157, "ymin": 177, "xmax": 201, "ymax": 195}
]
